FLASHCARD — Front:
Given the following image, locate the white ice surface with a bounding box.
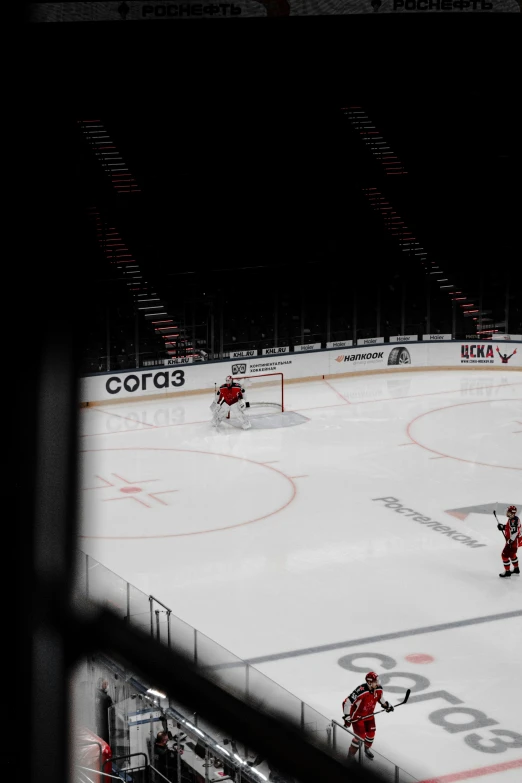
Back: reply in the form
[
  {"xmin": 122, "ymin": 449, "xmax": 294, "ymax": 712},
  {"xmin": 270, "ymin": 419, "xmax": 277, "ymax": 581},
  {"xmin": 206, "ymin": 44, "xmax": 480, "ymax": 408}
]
[{"xmin": 78, "ymin": 370, "xmax": 522, "ymax": 783}]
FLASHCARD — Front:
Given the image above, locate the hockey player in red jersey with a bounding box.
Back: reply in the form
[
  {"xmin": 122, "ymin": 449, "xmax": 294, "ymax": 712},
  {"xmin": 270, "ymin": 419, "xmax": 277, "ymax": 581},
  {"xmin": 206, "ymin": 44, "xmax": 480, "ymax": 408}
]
[
  {"xmin": 343, "ymin": 672, "xmax": 394, "ymax": 761},
  {"xmin": 210, "ymin": 376, "xmax": 251, "ymax": 430},
  {"xmin": 498, "ymin": 505, "xmax": 521, "ymax": 578}
]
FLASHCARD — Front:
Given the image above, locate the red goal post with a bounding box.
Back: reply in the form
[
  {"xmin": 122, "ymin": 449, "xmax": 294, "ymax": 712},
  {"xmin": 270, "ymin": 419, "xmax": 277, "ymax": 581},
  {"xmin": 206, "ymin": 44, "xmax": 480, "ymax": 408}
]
[{"xmin": 232, "ymin": 372, "xmax": 284, "ymax": 413}]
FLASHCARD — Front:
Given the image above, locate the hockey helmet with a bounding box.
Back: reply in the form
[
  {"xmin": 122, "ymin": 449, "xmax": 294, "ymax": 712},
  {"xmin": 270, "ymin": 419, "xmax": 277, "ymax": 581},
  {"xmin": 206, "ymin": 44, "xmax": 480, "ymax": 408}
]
[
  {"xmin": 365, "ymin": 672, "xmax": 379, "ymax": 684},
  {"xmin": 507, "ymin": 505, "xmax": 517, "ymax": 515},
  {"xmin": 225, "ymin": 375, "xmax": 233, "ymax": 385}
]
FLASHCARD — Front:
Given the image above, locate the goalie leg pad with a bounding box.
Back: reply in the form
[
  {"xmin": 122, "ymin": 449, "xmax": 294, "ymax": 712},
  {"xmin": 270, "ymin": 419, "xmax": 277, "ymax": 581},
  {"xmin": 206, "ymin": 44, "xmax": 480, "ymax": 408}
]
[
  {"xmin": 212, "ymin": 402, "xmax": 229, "ymax": 426},
  {"xmin": 217, "ymin": 404, "xmax": 229, "ymax": 422},
  {"xmin": 233, "ymin": 402, "xmax": 251, "ymax": 429}
]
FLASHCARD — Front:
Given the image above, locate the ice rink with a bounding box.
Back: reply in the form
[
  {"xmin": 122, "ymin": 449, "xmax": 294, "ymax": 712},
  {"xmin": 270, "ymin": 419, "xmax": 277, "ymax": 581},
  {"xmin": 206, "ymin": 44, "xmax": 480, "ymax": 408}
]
[{"xmin": 78, "ymin": 369, "xmax": 522, "ymax": 783}]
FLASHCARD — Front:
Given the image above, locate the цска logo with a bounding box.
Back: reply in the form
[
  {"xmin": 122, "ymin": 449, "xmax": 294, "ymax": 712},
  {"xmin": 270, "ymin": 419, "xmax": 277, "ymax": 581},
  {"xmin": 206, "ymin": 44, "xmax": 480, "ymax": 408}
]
[
  {"xmin": 496, "ymin": 346, "xmax": 517, "ymax": 364},
  {"xmin": 459, "ymin": 345, "xmax": 517, "ymax": 364},
  {"xmin": 461, "ymin": 345, "xmax": 494, "ymax": 361},
  {"xmin": 232, "ymin": 363, "xmax": 247, "ymax": 375}
]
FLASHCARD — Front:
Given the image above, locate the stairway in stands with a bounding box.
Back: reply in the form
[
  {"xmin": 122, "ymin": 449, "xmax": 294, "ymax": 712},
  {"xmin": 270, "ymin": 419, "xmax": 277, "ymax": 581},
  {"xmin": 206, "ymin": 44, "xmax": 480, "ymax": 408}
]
[
  {"xmin": 342, "ymin": 107, "xmax": 493, "ymax": 338},
  {"xmin": 78, "ymin": 119, "xmax": 198, "ymax": 364}
]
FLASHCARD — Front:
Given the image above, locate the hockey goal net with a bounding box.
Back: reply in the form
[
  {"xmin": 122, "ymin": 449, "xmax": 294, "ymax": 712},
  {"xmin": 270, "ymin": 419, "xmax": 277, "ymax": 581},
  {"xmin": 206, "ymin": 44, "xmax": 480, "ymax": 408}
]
[{"xmin": 233, "ymin": 372, "xmax": 284, "ymax": 414}]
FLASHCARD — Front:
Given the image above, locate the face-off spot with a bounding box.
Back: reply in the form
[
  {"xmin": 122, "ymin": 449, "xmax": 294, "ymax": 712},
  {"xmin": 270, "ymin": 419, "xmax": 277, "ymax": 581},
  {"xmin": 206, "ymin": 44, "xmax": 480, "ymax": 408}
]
[
  {"xmin": 405, "ymin": 653, "xmax": 434, "ymax": 664},
  {"xmin": 80, "ymin": 447, "xmax": 296, "ymax": 539}
]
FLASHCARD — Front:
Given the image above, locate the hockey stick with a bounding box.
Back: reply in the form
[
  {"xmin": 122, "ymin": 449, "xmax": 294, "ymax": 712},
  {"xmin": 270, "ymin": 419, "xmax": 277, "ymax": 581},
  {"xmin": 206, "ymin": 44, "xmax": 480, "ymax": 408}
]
[
  {"xmin": 367, "ymin": 688, "xmax": 411, "ymax": 718},
  {"xmin": 493, "ymin": 510, "xmax": 505, "ymax": 533},
  {"xmin": 344, "ymin": 689, "xmax": 411, "ymax": 723}
]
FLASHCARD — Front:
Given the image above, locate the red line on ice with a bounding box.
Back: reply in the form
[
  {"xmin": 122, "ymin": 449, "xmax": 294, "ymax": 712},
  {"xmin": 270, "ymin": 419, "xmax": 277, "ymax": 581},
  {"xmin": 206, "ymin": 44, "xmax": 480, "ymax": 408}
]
[{"xmin": 418, "ymin": 757, "xmax": 522, "ymax": 783}]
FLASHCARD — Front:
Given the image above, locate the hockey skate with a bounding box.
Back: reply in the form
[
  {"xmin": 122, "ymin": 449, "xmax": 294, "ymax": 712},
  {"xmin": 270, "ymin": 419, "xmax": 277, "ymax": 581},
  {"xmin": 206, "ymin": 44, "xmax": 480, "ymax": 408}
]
[
  {"xmin": 499, "ymin": 571, "xmax": 511, "ymax": 578},
  {"xmin": 513, "ymin": 567, "xmax": 520, "ymax": 574},
  {"xmin": 364, "ymin": 748, "xmax": 374, "ymax": 761}
]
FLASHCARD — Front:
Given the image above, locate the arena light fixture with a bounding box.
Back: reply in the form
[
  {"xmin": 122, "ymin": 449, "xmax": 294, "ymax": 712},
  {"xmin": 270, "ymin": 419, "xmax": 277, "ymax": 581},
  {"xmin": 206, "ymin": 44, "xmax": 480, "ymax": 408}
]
[
  {"xmin": 183, "ymin": 720, "xmax": 205, "ymax": 737},
  {"xmin": 146, "ymin": 688, "xmax": 166, "ymax": 699}
]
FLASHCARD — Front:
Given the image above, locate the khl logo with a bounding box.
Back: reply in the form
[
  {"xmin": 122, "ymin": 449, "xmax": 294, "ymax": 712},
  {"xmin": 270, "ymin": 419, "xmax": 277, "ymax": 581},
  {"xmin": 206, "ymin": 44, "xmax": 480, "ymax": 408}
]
[{"xmin": 232, "ymin": 363, "xmax": 247, "ymax": 375}]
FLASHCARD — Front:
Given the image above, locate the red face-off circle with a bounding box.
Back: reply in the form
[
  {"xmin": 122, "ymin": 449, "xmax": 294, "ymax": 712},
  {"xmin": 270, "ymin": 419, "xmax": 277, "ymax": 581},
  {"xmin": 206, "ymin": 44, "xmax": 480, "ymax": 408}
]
[{"xmin": 80, "ymin": 447, "xmax": 297, "ymax": 539}]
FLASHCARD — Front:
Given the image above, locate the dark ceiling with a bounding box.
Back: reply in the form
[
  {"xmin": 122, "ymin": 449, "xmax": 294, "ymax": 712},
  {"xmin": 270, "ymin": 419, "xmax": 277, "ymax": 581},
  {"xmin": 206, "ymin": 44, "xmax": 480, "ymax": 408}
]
[{"xmin": 86, "ymin": 79, "xmax": 517, "ymax": 292}]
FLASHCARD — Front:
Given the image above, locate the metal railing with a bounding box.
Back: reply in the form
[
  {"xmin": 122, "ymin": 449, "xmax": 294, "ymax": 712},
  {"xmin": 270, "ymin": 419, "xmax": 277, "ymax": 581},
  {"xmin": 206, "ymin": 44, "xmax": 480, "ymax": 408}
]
[{"xmin": 76, "ymin": 551, "xmax": 419, "ymax": 783}]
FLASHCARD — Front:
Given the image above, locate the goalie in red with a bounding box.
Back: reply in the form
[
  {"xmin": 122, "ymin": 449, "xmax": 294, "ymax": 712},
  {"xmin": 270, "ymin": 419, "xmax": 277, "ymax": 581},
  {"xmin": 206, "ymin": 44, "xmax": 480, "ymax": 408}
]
[
  {"xmin": 211, "ymin": 376, "xmax": 251, "ymax": 430},
  {"xmin": 498, "ymin": 505, "xmax": 521, "ymax": 578},
  {"xmin": 343, "ymin": 672, "xmax": 394, "ymax": 761}
]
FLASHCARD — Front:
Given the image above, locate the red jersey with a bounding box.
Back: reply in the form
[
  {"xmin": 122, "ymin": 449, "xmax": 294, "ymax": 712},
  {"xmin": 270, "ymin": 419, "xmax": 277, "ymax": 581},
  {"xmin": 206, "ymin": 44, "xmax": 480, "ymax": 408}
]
[
  {"xmin": 503, "ymin": 515, "xmax": 521, "ymax": 546},
  {"xmin": 217, "ymin": 383, "xmax": 244, "ymax": 406},
  {"xmin": 343, "ymin": 683, "xmax": 384, "ymax": 721}
]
